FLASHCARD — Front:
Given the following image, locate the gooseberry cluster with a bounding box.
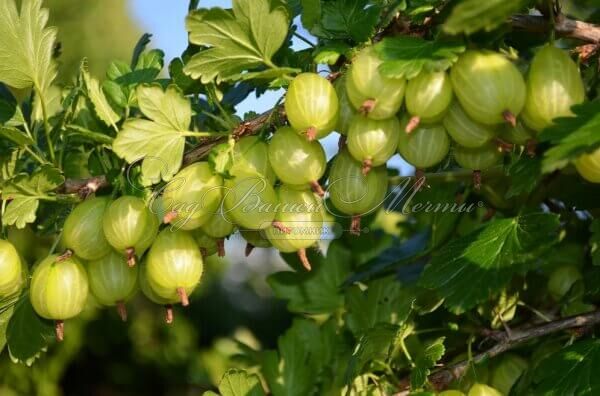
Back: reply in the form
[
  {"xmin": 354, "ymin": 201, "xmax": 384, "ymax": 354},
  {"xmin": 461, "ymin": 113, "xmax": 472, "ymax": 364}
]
[{"xmin": 0, "ymin": 43, "xmax": 594, "ymax": 344}]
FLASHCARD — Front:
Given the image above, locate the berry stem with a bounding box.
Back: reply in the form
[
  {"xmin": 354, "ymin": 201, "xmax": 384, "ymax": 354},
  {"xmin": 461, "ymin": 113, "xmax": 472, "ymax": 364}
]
[
  {"xmin": 245, "ymin": 243, "xmax": 255, "ymax": 257},
  {"xmin": 359, "ymin": 99, "xmax": 376, "ymax": 115},
  {"xmin": 272, "ymin": 221, "xmax": 292, "ymax": 234},
  {"xmin": 297, "ymin": 248, "xmax": 312, "ymax": 271},
  {"xmin": 338, "ymin": 135, "xmax": 347, "ymax": 150},
  {"xmin": 473, "ymin": 170, "xmax": 482, "ymax": 191},
  {"xmin": 177, "ymin": 287, "xmax": 189, "ymax": 307},
  {"xmin": 305, "ymin": 126, "xmax": 317, "ymax": 141},
  {"xmin": 216, "ymin": 238, "xmax": 226, "ymax": 257},
  {"xmin": 165, "ymin": 305, "xmax": 174, "ymax": 324},
  {"xmin": 163, "ymin": 210, "xmax": 178, "ymax": 224},
  {"xmin": 494, "ymin": 137, "xmax": 514, "ymax": 153},
  {"xmin": 55, "ymin": 320, "xmax": 64, "ymax": 342},
  {"xmin": 350, "ymin": 215, "xmax": 361, "ymax": 236},
  {"xmin": 415, "ymin": 169, "xmax": 427, "ymax": 192},
  {"xmin": 310, "ymin": 180, "xmax": 325, "ymax": 197},
  {"xmin": 56, "ymin": 249, "xmax": 73, "ymax": 262},
  {"xmin": 116, "ymin": 301, "xmax": 128, "ymax": 322},
  {"xmin": 502, "ymin": 110, "xmax": 517, "ymax": 127},
  {"xmin": 362, "ymin": 158, "xmax": 373, "ymax": 175},
  {"xmin": 526, "ymin": 139, "xmax": 537, "ymax": 157},
  {"xmin": 125, "ymin": 247, "xmax": 137, "ymax": 267},
  {"xmin": 405, "ymin": 116, "xmax": 421, "ymax": 133}
]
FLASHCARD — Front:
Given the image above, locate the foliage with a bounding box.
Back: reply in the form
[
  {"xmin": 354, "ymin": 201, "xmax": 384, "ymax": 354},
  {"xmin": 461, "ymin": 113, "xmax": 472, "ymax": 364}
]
[{"xmin": 0, "ymin": 0, "xmax": 599, "ymax": 395}]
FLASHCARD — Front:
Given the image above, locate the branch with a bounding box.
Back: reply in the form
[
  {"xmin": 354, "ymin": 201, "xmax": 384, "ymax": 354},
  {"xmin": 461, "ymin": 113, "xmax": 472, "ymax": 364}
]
[
  {"xmin": 60, "ymin": 175, "xmax": 109, "ymax": 198},
  {"xmin": 403, "ymin": 309, "xmax": 600, "ymax": 392},
  {"xmin": 182, "ymin": 105, "xmax": 286, "ymax": 165},
  {"xmin": 511, "ymin": 14, "xmax": 600, "ymax": 43}
]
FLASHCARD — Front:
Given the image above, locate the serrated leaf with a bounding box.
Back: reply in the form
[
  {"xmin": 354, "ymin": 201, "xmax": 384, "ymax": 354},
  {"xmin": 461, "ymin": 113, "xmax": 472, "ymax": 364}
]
[
  {"xmin": 410, "ymin": 337, "xmax": 445, "ymax": 389},
  {"xmin": 82, "ymin": 67, "xmax": 121, "ymax": 130},
  {"xmin": 420, "ymin": 213, "xmax": 561, "ymax": 313},
  {"xmin": 345, "ymin": 276, "xmax": 413, "ymax": 336},
  {"xmin": 506, "ymin": 155, "xmax": 542, "ymax": 198},
  {"xmin": 345, "ymin": 323, "xmax": 400, "ymax": 382},
  {"xmin": 208, "ymin": 369, "xmax": 265, "ymax": 396},
  {"xmin": 1, "ymin": 166, "xmax": 64, "ymax": 228},
  {"xmin": 310, "ymin": 0, "xmax": 381, "ymax": 43},
  {"xmin": 591, "ymin": 220, "xmax": 600, "ymax": 266},
  {"xmin": 443, "ymin": 0, "xmax": 527, "ymax": 35},
  {"xmin": 0, "ymin": 0, "xmax": 57, "ymax": 96},
  {"xmin": 538, "ymin": 101, "xmax": 600, "ymax": 173},
  {"xmin": 184, "ymin": 0, "xmax": 290, "ymax": 83},
  {"xmin": 300, "ymin": 0, "xmax": 321, "ymax": 30},
  {"xmin": 112, "ymin": 84, "xmax": 192, "ymax": 186},
  {"xmin": 7, "ymin": 292, "xmax": 54, "ymax": 365},
  {"xmin": 0, "ymin": 126, "xmax": 34, "ymax": 147},
  {"xmin": 531, "ymin": 339, "xmax": 600, "ymax": 395},
  {"xmin": 375, "ymin": 37, "xmax": 465, "ymax": 79},
  {"xmin": 268, "ymin": 241, "xmax": 351, "ymax": 314}
]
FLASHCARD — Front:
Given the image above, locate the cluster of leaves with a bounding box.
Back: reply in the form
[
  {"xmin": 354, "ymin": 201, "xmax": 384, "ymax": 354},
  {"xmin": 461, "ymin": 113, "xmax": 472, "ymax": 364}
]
[{"xmin": 0, "ymin": 0, "xmax": 599, "ymax": 395}]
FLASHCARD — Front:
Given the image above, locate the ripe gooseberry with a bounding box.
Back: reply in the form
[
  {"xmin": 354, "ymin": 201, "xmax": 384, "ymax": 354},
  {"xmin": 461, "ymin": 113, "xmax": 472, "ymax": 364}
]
[
  {"xmin": 161, "ymin": 162, "xmax": 223, "ymax": 230},
  {"xmin": 103, "ymin": 196, "xmax": 158, "ymax": 267},
  {"xmin": 230, "ymin": 136, "xmax": 277, "ymax": 184},
  {"xmin": 347, "ymin": 114, "xmax": 400, "ymax": 174},
  {"xmin": 453, "ymin": 143, "xmax": 503, "ymax": 190},
  {"xmin": 284, "ymin": 72, "xmax": 339, "ymax": 140},
  {"xmin": 200, "ymin": 204, "xmax": 235, "ymax": 257},
  {"xmin": 87, "ymin": 250, "xmax": 138, "ymax": 321},
  {"xmin": 345, "ymin": 47, "xmax": 406, "ymax": 120},
  {"xmin": 574, "ymin": 147, "xmax": 600, "ymax": 183},
  {"xmin": 268, "ymin": 126, "xmax": 327, "ymax": 195},
  {"xmin": 264, "ymin": 186, "xmax": 323, "ymax": 270},
  {"xmin": 30, "ymin": 254, "xmax": 89, "ymax": 341},
  {"xmin": 490, "ymin": 354, "xmax": 528, "ymax": 395},
  {"xmin": 334, "ymin": 75, "xmax": 357, "ymax": 136},
  {"xmin": 240, "ymin": 230, "xmax": 271, "ymax": 257},
  {"xmin": 397, "ymin": 119, "xmax": 450, "ymax": 169},
  {"xmin": 521, "ymin": 45, "xmax": 585, "ymax": 132},
  {"xmin": 450, "ymin": 50, "xmax": 526, "ymax": 126},
  {"xmin": 467, "ymin": 384, "xmax": 503, "ymax": 396},
  {"xmin": 405, "ymin": 71, "xmax": 453, "ymax": 132},
  {"xmin": 223, "ymin": 171, "xmax": 277, "ymax": 230},
  {"xmin": 139, "ymin": 262, "xmax": 177, "ymax": 324},
  {"xmin": 62, "ymin": 197, "xmax": 112, "ymax": 260},
  {"xmin": 146, "ymin": 229, "xmax": 203, "ymax": 307},
  {"xmin": 328, "ymin": 150, "xmax": 388, "ymax": 234},
  {"xmin": 443, "ymin": 101, "xmax": 497, "ymax": 148},
  {"xmin": 0, "ymin": 240, "xmax": 23, "ymax": 298}
]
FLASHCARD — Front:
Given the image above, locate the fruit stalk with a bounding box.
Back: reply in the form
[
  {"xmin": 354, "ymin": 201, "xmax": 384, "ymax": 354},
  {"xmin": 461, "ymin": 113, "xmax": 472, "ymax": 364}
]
[
  {"xmin": 55, "ymin": 320, "xmax": 64, "ymax": 342},
  {"xmin": 116, "ymin": 301, "xmax": 128, "ymax": 322}
]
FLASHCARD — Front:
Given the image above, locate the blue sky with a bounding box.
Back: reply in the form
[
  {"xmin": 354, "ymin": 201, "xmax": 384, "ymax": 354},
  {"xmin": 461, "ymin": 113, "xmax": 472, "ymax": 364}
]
[{"xmin": 128, "ymin": 0, "xmax": 411, "ymax": 170}]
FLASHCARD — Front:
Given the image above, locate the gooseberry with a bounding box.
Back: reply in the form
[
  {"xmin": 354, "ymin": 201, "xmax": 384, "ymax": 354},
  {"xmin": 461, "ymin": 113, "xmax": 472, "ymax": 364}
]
[
  {"xmin": 347, "ymin": 114, "xmax": 400, "ymax": 174},
  {"xmin": 405, "ymin": 71, "xmax": 453, "ymax": 132},
  {"xmin": 397, "ymin": 120, "xmax": 450, "ymax": 169},
  {"xmin": 0, "ymin": 240, "xmax": 23, "ymax": 298},
  {"xmin": 574, "ymin": 147, "xmax": 600, "ymax": 183},
  {"xmin": 223, "ymin": 171, "xmax": 277, "ymax": 230},
  {"xmin": 62, "ymin": 197, "xmax": 112, "ymax": 260},
  {"xmin": 443, "ymin": 101, "xmax": 497, "ymax": 148}
]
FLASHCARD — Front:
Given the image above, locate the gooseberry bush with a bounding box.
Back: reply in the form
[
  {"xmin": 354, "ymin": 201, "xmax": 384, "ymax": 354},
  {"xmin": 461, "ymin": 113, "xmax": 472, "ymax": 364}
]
[{"xmin": 0, "ymin": 0, "xmax": 600, "ymax": 394}]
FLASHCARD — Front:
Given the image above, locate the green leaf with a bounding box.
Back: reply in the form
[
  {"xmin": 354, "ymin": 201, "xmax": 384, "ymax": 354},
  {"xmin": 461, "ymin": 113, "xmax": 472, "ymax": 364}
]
[
  {"xmin": 345, "ymin": 323, "xmax": 401, "ymax": 382},
  {"xmin": 82, "ymin": 65, "xmax": 121, "ymax": 130},
  {"xmin": 420, "ymin": 213, "xmax": 561, "ymax": 313},
  {"xmin": 532, "ymin": 339, "xmax": 600, "ymax": 395},
  {"xmin": 300, "ymin": 0, "xmax": 321, "ymax": 30},
  {"xmin": 1, "ymin": 165, "xmax": 64, "ymax": 228},
  {"xmin": 345, "ymin": 276, "xmax": 413, "ymax": 336},
  {"xmin": 7, "ymin": 292, "xmax": 55, "ymax": 365},
  {"xmin": 410, "ymin": 337, "xmax": 445, "ymax": 389},
  {"xmin": 0, "ymin": 99, "xmax": 26, "ymax": 127},
  {"xmin": 443, "ymin": 0, "xmax": 527, "ymax": 35},
  {"xmin": 263, "ymin": 319, "xmax": 332, "ymax": 396},
  {"xmin": 208, "ymin": 142, "xmax": 235, "ymax": 178},
  {"xmin": 591, "ymin": 220, "xmax": 600, "ymax": 267},
  {"xmin": 207, "ymin": 369, "xmax": 265, "ymax": 396},
  {"xmin": 538, "ymin": 101, "xmax": 600, "ymax": 173},
  {"xmin": 184, "ymin": 0, "xmax": 290, "ymax": 83},
  {"xmin": 0, "ymin": 0, "xmax": 57, "ymax": 96},
  {"xmin": 0, "ymin": 126, "xmax": 34, "ymax": 147},
  {"xmin": 375, "ymin": 37, "xmax": 465, "ymax": 80},
  {"xmin": 268, "ymin": 241, "xmax": 351, "ymax": 314},
  {"xmin": 112, "ymin": 84, "xmax": 192, "ymax": 186},
  {"xmin": 506, "ymin": 155, "xmax": 542, "ymax": 198},
  {"xmin": 310, "ymin": 0, "xmax": 381, "ymax": 43},
  {"xmin": 313, "ymin": 41, "xmax": 351, "ymax": 65},
  {"xmin": 0, "ymin": 305, "xmax": 15, "ymax": 354}
]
